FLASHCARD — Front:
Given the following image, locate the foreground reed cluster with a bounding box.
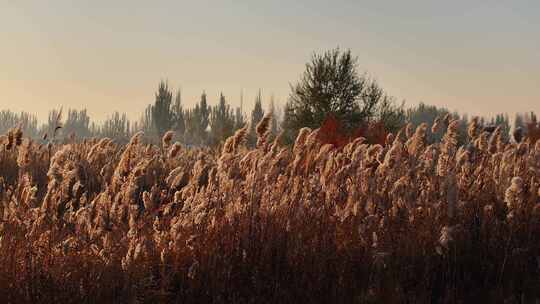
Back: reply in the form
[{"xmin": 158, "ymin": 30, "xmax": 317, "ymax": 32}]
[{"xmin": 1, "ymin": 115, "xmax": 539, "ymax": 303}]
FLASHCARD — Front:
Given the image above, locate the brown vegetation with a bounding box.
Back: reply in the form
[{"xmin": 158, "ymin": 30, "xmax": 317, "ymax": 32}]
[{"xmin": 0, "ymin": 115, "xmax": 539, "ymax": 303}]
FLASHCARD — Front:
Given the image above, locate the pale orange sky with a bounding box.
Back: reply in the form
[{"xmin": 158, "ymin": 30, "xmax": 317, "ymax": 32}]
[{"xmin": 1, "ymin": 1, "xmax": 539, "ymax": 123}]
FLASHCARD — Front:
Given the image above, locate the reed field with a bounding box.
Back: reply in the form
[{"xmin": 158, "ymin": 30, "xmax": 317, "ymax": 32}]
[{"xmin": 1, "ymin": 114, "xmax": 539, "ymax": 303}]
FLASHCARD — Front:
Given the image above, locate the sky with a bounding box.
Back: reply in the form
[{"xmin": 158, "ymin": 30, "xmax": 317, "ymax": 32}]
[{"xmin": 1, "ymin": 1, "xmax": 539, "ymax": 123}]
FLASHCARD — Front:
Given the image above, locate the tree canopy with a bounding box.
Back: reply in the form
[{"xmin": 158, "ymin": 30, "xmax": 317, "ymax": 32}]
[{"xmin": 282, "ymin": 48, "xmax": 405, "ymax": 143}]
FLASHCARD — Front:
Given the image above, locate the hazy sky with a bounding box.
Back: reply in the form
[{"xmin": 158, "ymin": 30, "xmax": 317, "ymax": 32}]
[{"xmin": 1, "ymin": 1, "xmax": 539, "ymax": 123}]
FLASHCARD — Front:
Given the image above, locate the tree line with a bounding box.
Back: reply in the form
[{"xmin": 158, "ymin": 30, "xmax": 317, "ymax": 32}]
[
  {"xmin": 0, "ymin": 48, "xmax": 537, "ymax": 146},
  {"xmin": 0, "ymin": 85, "xmax": 274, "ymax": 147}
]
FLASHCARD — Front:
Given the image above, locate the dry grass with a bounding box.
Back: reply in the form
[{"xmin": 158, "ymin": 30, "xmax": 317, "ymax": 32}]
[{"xmin": 0, "ymin": 118, "xmax": 539, "ymax": 303}]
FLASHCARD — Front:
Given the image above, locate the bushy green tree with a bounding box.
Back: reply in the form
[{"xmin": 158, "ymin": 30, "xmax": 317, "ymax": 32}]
[
  {"xmin": 282, "ymin": 48, "xmax": 404, "ymax": 143},
  {"xmin": 284, "ymin": 48, "xmax": 363, "ymax": 133}
]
